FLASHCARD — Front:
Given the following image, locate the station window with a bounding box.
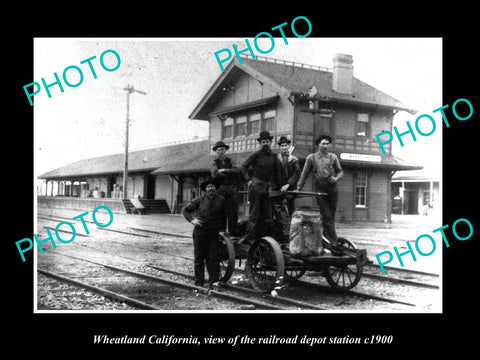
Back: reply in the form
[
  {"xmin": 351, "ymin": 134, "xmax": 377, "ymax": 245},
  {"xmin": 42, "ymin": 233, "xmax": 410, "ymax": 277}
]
[
  {"xmin": 223, "ymin": 116, "xmax": 233, "ymax": 138},
  {"xmin": 235, "ymin": 115, "xmax": 247, "ymax": 137},
  {"xmin": 318, "ymin": 114, "xmax": 330, "ymax": 133},
  {"xmin": 357, "ymin": 113, "xmax": 369, "ymax": 137},
  {"xmin": 355, "ymin": 170, "xmax": 367, "ymax": 207},
  {"xmin": 263, "ymin": 109, "xmax": 276, "ymax": 132},
  {"xmin": 222, "ymin": 108, "xmax": 276, "ymax": 141},
  {"xmin": 248, "ymin": 113, "xmax": 261, "ymax": 135}
]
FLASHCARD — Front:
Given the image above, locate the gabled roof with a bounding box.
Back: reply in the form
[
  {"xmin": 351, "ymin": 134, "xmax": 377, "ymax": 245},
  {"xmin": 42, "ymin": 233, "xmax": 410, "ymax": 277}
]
[
  {"xmin": 189, "ymin": 56, "xmax": 415, "ymax": 120},
  {"xmin": 38, "ymin": 140, "xmax": 210, "ymax": 179}
]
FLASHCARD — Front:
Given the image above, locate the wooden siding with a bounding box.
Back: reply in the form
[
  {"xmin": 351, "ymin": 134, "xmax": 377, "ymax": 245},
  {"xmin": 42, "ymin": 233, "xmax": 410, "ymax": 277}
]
[
  {"xmin": 208, "ymin": 71, "xmax": 294, "ymax": 154},
  {"xmin": 293, "ymin": 102, "xmax": 393, "ymax": 156},
  {"xmin": 291, "ymin": 168, "xmax": 389, "ymax": 222},
  {"xmin": 155, "ymin": 175, "xmax": 178, "ymax": 212},
  {"xmin": 215, "ymin": 71, "xmax": 279, "ymax": 109},
  {"xmin": 276, "ymin": 95, "xmax": 294, "ymax": 134},
  {"xmin": 209, "ymin": 117, "xmax": 222, "ymax": 149},
  {"xmin": 337, "ymin": 170, "xmax": 354, "ymax": 222},
  {"xmin": 368, "ymin": 170, "xmax": 389, "ymax": 221},
  {"xmin": 333, "ymin": 105, "xmax": 356, "ymax": 137}
]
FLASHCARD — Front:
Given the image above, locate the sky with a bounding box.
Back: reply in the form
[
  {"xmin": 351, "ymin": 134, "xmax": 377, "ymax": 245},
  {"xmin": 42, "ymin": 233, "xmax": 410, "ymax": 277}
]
[{"xmin": 34, "ymin": 37, "xmax": 442, "ymax": 177}]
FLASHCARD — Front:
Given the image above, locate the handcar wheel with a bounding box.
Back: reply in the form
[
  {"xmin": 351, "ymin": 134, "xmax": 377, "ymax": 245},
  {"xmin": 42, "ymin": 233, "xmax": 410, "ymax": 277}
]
[
  {"xmin": 324, "ymin": 237, "xmax": 362, "ymax": 290},
  {"xmin": 218, "ymin": 234, "xmax": 236, "ymax": 283},
  {"xmin": 338, "ymin": 237, "xmax": 356, "ymax": 249},
  {"xmin": 323, "ymin": 261, "xmax": 362, "ymax": 291},
  {"xmin": 284, "ymin": 265, "xmax": 306, "ymax": 281},
  {"xmin": 245, "ymin": 237, "xmax": 285, "ymax": 293}
]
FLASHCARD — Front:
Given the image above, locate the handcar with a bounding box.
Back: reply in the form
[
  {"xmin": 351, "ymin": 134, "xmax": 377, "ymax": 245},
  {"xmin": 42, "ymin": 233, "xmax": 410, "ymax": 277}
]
[{"xmin": 217, "ymin": 191, "xmax": 368, "ymax": 293}]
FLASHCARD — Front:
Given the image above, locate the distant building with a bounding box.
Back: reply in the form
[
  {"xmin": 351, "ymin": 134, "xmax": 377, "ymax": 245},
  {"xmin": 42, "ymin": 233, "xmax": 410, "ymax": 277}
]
[
  {"xmin": 38, "ymin": 53, "xmax": 421, "ymax": 221},
  {"xmin": 391, "ymin": 169, "xmax": 440, "ymax": 215}
]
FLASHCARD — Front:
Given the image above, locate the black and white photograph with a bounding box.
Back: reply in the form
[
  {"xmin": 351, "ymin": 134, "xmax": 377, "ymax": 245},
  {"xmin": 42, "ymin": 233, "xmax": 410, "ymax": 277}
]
[
  {"xmin": 33, "ymin": 37, "xmax": 443, "ymax": 313},
  {"xmin": 8, "ymin": 9, "xmax": 478, "ymax": 355}
]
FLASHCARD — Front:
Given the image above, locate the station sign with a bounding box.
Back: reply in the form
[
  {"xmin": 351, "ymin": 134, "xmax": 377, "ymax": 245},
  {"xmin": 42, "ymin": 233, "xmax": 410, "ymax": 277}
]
[{"xmin": 340, "ymin": 153, "xmax": 381, "ymax": 163}]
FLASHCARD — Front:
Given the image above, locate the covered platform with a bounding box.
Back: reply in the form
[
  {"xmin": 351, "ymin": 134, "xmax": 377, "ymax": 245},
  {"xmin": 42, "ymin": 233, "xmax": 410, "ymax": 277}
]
[{"xmin": 38, "ymin": 196, "xmax": 127, "ymax": 214}]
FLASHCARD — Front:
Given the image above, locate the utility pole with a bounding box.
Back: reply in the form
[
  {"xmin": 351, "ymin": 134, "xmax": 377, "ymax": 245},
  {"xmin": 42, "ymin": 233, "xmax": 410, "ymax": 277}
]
[{"xmin": 122, "ymin": 84, "xmax": 146, "ymax": 199}]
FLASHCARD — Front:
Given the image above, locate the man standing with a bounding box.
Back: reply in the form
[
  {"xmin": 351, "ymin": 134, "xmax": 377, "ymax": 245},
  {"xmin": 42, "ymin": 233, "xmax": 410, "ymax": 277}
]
[
  {"xmin": 241, "ymin": 131, "xmax": 283, "ymax": 241},
  {"xmin": 277, "ymin": 136, "xmax": 301, "ymax": 217},
  {"xmin": 210, "ymin": 141, "xmax": 240, "ymax": 235},
  {"xmin": 182, "ymin": 179, "xmax": 226, "ymax": 288},
  {"xmin": 296, "ymin": 134, "xmax": 344, "ymax": 246}
]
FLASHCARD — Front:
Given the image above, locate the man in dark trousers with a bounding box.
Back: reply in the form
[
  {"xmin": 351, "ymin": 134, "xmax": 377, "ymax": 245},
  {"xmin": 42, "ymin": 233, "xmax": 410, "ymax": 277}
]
[
  {"xmin": 210, "ymin": 141, "xmax": 241, "ymax": 236},
  {"xmin": 277, "ymin": 136, "xmax": 301, "ymax": 217},
  {"xmin": 182, "ymin": 179, "xmax": 226, "ymax": 288},
  {"xmin": 241, "ymin": 131, "xmax": 284, "ymax": 242},
  {"xmin": 296, "ymin": 134, "xmax": 344, "ymax": 246}
]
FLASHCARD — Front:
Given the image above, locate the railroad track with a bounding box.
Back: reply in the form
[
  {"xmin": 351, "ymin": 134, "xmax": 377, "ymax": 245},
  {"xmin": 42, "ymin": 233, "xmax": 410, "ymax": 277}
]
[
  {"xmin": 37, "ymin": 215, "xmax": 436, "ymax": 308},
  {"xmin": 38, "ymin": 268, "xmax": 161, "ymax": 310},
  {"xmin": 37, "ymin": 214, "xmax": 191, "ymax": 239},
  {"xmin": 361, "ymin": 271, "xmax": 439, "ymax": 289},
  {"xmin": 365, "ymin": 263, "xmax": 440, "ymax": 278},
  {"xmin": 38, "ymin": 213, "xmax": 439, "ymax": 288},
  {"xmin": 68, "ymin": 242, "xmax": 329, "ymax": 310},
  {"xmin": 42, "ymin": 251, "xmax": 299, "ymax": 311},
  {"xmin": 40, "ymin": 235, "xmax": 417, "ymax": 309}
]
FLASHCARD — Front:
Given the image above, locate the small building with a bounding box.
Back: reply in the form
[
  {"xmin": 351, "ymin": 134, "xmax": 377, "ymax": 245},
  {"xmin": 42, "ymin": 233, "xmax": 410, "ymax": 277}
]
[{"xmin": 391, "ymin": 169, "xmax": 440, "ymax": 215}]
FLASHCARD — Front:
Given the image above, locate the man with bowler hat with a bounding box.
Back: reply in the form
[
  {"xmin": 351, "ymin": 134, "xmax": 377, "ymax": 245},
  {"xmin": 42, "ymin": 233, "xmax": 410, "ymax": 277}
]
[
  {"xmin": 277, "ymin": 136, "xmax": 301, "ymax": 217},
  {"xmin": 241, "ymin": 131, "xmax": 283, "ymax": 242},
  {"xmin": 296, "ymin": 134, "xmax": 344, "ymax": 246},
  {"xmin": 182, "ymin": 179, "xmax": 226, "ymax": 288},
  {"xmin": 210, "ymin": 141, "xmax": 241, "ymax": 235}
]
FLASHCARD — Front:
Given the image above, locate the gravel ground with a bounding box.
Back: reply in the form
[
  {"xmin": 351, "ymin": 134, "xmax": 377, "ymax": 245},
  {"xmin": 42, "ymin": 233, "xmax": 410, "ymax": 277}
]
[
  {"xmin": 35, "ymin": 206, "xmax": 442, "ymax": 312},
  {"xmin": 37, "ymin": 273, "xmax": 137, "ymax": 310}
]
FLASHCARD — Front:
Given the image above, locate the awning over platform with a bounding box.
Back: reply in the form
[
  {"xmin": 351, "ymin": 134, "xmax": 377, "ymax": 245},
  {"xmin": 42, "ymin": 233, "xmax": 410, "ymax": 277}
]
[
  {"xmin": 337, "ymin": 153, "xmax": 423, "ymax": 171},
  {"xmin": 38, "ymin": 140, "xmax": 210, "ymax": 180}
]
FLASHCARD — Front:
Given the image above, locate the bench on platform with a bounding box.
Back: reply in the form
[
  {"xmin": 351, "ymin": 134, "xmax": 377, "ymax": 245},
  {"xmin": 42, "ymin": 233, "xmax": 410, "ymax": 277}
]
[{"xmin": 129, "ymin": 198, "xmax": 147, "ymax": 215}]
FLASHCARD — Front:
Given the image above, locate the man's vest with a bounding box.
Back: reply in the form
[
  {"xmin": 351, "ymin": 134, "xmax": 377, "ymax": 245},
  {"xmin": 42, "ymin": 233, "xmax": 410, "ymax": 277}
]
[{"xmin": 214, "ymin": 157, "xmax": 234, "ymax": 185}]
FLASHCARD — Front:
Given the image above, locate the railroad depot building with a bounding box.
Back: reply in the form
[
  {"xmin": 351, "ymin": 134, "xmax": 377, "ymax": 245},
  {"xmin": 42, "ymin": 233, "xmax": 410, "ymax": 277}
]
[{"xmin": 38, "ymin": 53, "xmax": 421, "ymax": 222}]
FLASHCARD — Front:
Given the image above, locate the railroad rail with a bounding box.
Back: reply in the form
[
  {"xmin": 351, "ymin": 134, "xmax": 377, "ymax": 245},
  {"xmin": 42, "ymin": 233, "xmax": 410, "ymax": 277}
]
[
  {"xmin": 39, "ymin": 213, "xmax": 440, "ymax": 281},
  {"xmin": 38, "ymin": 268, "xmax": 161, "ymax": 310},
  {"xmin": 44, "ymin": 251, "xmax": 292, "ymax": 310},
  {"xmin": 37, "ymin": 214, "xmax": 436, "ymax": 308},
  {"xmin": 48, "ymin": 235, "xmax": 418, "ymax": 309}
]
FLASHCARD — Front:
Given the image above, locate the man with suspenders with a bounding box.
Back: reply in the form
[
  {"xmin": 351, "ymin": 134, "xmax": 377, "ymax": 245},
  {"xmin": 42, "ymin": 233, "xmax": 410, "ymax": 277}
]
[{"xmin": 296, "ymin": 134, "xmax": 344, "ymax": 247}]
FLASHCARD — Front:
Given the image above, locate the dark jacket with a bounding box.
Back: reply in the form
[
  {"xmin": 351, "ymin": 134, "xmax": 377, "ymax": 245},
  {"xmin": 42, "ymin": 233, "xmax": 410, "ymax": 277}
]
[
  {"xmin": 210, "ymin": 156, "xmax": 241, "ymax": 186},
  {"xmin": 241, "ymin": 148, "xmax": 282, "ymax": 189},
  {"xmin": 182, "ymin": 193, "xmax": 227, "ymax": 231}
]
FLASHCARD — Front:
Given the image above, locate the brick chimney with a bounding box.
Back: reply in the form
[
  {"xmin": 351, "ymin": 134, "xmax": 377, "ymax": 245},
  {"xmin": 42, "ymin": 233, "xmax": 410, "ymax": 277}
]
[{"xmin": 332, "ymin": 53, "xmax": 353, "ymax": 94}]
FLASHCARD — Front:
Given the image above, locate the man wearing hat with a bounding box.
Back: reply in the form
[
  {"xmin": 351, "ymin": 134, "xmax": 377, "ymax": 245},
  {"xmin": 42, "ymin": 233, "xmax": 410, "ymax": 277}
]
[
  {"xmin": 296, "ymin": 134, "xmax": 344, "ymax": 246},
  {"xmin": 277, "ymin": 136, "xmax": 301, "ymax": 217},
  {"xmin": 210, "ymin": 141, "xmax": 241, "ymax": 235},
  {"xmin": 182, "ymin": 179, "xmax": 226, "ymax": 288},
  {"xmin": 241, "ymin": 131, "xmax": 283, "ymax": 241}
]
